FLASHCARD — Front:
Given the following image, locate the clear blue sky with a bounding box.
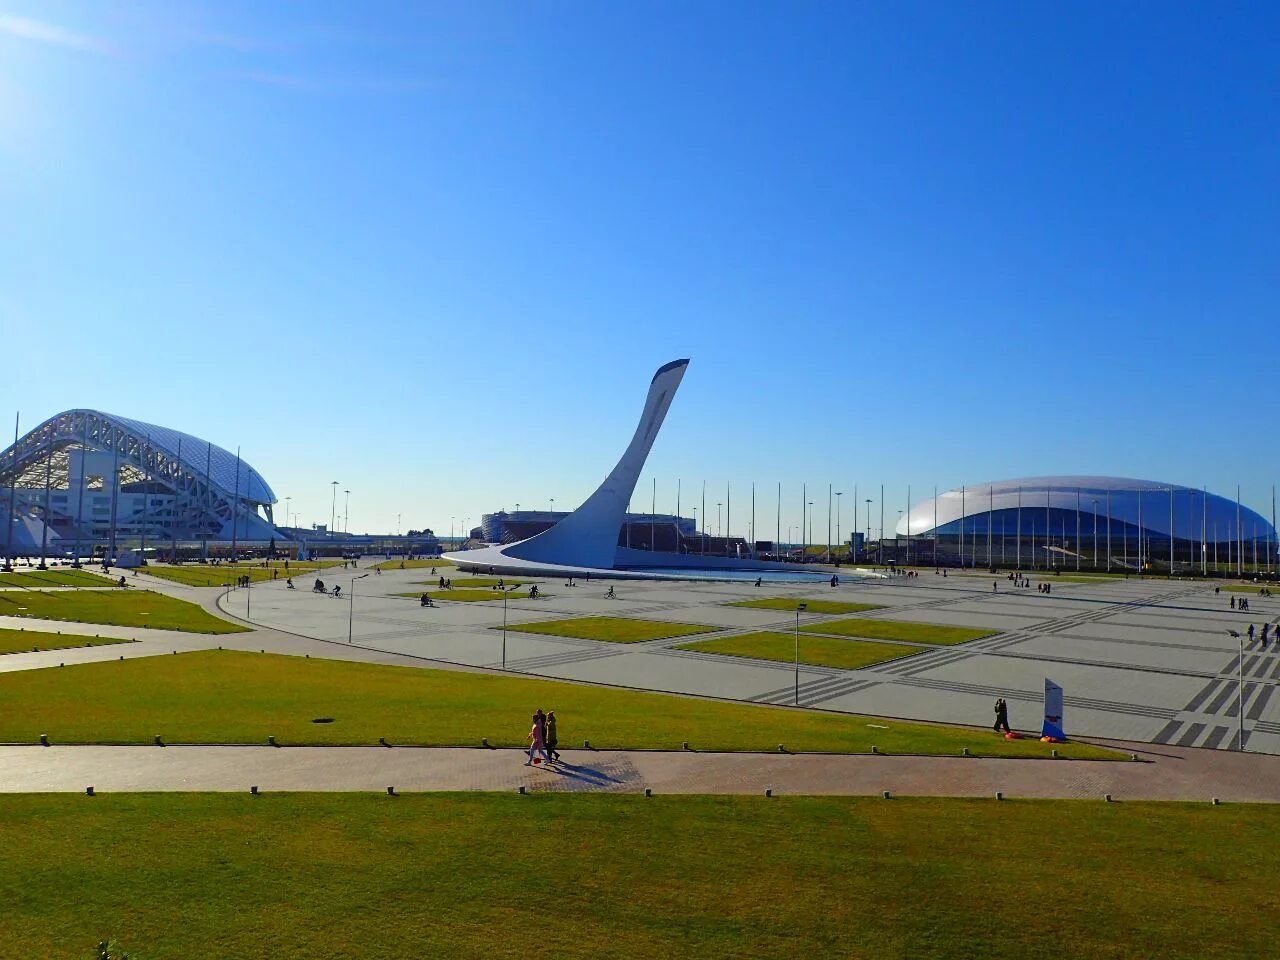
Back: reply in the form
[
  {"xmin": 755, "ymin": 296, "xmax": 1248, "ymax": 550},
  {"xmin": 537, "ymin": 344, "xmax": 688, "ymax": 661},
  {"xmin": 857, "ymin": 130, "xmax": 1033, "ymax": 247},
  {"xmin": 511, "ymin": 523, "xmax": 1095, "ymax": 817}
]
[{"xmin": 2, "ymin": 1, "xmax": 1276, "ymax": 540}]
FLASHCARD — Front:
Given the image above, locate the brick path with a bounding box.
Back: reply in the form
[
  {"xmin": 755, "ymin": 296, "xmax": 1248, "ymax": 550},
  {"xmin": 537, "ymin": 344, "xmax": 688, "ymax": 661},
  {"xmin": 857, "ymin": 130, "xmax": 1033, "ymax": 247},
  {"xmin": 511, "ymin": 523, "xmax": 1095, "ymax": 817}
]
[{"xmin": 3, "ymin": 740, "xmax": 1279, "ymax": 801}]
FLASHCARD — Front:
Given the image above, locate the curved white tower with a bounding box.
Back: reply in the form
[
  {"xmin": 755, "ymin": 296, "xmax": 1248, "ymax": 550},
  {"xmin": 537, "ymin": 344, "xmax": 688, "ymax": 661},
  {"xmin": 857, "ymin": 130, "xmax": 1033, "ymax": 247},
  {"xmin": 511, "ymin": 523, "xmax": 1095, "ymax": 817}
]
[{"xmin": 503, "ymin": 359, "xmax": 689, "ymax": 569}]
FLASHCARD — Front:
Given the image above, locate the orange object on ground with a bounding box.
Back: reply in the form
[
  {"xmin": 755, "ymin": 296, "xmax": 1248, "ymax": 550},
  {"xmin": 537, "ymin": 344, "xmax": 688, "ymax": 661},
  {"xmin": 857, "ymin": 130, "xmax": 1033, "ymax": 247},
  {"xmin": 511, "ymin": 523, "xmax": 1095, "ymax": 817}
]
[{"xmin": 1004, "ymin": 731, "xmax": 1022, "ymax": 740}]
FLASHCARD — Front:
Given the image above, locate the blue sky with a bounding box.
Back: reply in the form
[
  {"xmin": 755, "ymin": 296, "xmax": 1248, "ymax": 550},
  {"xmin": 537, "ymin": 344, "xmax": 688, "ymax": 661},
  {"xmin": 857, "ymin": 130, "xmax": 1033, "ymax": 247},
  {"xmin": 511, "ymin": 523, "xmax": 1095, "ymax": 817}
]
[{"xmin": 2, "ymin": 1, "xmax": 1276, "ymax": 540}]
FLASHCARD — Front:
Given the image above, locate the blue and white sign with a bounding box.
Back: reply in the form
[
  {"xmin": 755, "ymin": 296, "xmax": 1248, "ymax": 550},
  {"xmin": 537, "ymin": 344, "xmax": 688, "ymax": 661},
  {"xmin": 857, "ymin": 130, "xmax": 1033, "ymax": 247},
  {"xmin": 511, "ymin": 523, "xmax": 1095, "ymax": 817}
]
[{"xmin": 1042, "ymin": 678, "xmax": 1065, "ymax": 740}]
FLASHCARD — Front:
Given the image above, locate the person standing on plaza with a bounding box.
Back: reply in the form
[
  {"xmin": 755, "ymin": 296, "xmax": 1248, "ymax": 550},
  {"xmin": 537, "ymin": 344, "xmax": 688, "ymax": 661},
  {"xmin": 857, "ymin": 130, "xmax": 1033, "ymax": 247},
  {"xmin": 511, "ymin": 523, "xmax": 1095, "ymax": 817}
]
[
  {"xmin": 526, "ymin": 710, "xmax": 548, "ymax": 766},
  {"xmin": 993, "ymin": 697, "xmax": 1011, "ymax": 734}
]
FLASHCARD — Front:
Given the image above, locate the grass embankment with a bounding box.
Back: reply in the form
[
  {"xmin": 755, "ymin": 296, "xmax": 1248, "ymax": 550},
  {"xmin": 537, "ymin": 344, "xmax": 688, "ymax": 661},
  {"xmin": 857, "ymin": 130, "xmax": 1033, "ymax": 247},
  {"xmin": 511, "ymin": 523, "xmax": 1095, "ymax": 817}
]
[
  {"xmin": 0, "ymin": 569, "xmax": 113, "ymax": 588},
  {"xmin": 396, "ymin": 589, "xmax": 542, "ymax": 603},
  {"xmin": 0, "ymin": 649, "xmax": 1114, "ymax": 758},
  {"xmin": 2, "ymin": 794, "xmax": 1273, "ymax": 960},
  {"xmin": 677, "ymin": 631, "xmax": 920, "ymax": 670},
  {"xmin": 143, "ymin": 562, "xmax": 338, "ymax": 588},
  {"xmin": 0, "ymin": 590, "xmax": 247, "ymax": 634},
  {"xmin": 729, "ymin": 597, "xmax": 883, "ymax": 615},
  {"xmin": 502, "ymin": 616, "xmax": 717, "ymax": 643},
  {"xmin": 806, "ymin": 618, "xmax": 995, "ymax": 645},
  {"xmin": 0, "ymin": 627, "xmax": 134, "ymax": 656},
  {"xmin": 374, "ymin": 557, "xmax": 453, "ymax": 571}
]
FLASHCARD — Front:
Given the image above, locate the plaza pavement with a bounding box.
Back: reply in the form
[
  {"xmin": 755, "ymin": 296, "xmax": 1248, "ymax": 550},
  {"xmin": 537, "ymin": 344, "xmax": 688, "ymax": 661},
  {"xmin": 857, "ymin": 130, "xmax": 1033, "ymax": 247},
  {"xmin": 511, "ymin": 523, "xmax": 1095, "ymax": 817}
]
[
  {"xmin": 214, "ymin": 565, "xmax": 1280, "ymax": 754},
  {"xmin": 3, "ymin": 564, "xmax": 1279, "ymax": 758},
  {"xmin": 4, "ymin": 739, "xmax": 1280, "ymax": 801}
]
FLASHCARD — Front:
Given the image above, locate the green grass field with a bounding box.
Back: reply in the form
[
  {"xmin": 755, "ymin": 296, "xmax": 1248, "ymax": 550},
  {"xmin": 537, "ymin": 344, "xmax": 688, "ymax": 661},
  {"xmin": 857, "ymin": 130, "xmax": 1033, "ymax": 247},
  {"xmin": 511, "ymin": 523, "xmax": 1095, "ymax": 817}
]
[
  {"xmin": 374, "ymin": 557, "xmax": 453, "ymax": 570},
  {"xmin": 447, "ymin": 577, "xmax": 525, "ymax": 587},
  {"xmin": 396, "ymin": 589, "xmax": 541, "ymax": 603},
  {"xmin": 143, "ymin": 562, "xmax": 338, "ymax": 588},
  {"xmin": 0, "ymin": 590, "xmax": 247, "ymax": 634},
  {"xmin": 502, "ymin": 615, "xmax": 718, "ymax": 643},
  {"xmin": 805, "ymin": 618, "xmax": 996, "ymax": 645},
  {"xmin": 1225, "ymin": 583, "xmax": 1278, "ymax": 595},
  {"xmin": 0, "ymin": 568, "xmax": 114, "ymax": 588},
  {"xmin": 729, "ymin": 597, "xmax": 884, "ymax": 615},
  {"xmin": 0, "ymin": 627, "xmax": 134, "ymax": 656},
  {"xmin": 676, "ymin": 631, "xmax": 921, "ymax": 670},
  {"xmin": 0, "ymin": 649, "xmax": 1114, "ymax": 758},
  {"xmin": 2, "ymin": 793, "xmax": 1273, "ymax": 960}
]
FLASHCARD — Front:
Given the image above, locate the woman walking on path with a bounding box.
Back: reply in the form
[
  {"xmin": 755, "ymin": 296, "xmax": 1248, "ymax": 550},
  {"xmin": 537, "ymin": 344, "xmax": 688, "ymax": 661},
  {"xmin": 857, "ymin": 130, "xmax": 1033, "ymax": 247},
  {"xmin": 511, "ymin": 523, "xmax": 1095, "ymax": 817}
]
[{"xmin": 526, "ymin": 709, "xmax": 548, "ymax": 766}]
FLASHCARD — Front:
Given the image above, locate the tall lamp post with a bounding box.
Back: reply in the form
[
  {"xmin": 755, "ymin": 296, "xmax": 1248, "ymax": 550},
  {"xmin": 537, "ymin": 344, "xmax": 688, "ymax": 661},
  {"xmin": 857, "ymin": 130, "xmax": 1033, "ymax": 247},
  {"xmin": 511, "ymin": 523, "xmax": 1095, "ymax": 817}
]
[
  {"xmin": 501, "ymin": 584, "xmax": 520, "ymax": 668},
  {"xmin": 344, "ymin": 489, "xmax": 350, "ymax": 534},
  {"xmin": 865, "ymin": 499, "xmax": 872, "ymax": 563},
  {"xmin": 348, "ymin": 572, "xmax": 370, "ymax": 644},
  {"xmin": 794, "ymin": 602, "xmax": 808, "ymax": 705},
  {"xmin": 1228, "ymin": 629, "xmax": 1244, "ymax": 750},
  {"xmin": 330, "ymin": 481, "xmax": 339, "ymax": 534},
  {"xmin": 835, "ymin": 492, "xmax": 843, "ymax": 560}
]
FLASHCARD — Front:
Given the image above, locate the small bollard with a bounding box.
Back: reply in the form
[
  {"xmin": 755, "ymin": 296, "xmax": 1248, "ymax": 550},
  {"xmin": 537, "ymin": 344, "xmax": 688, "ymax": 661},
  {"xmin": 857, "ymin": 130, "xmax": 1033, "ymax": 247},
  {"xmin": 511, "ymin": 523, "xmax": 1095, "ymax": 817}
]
[
  {"xmin": 387, "ymin": 786, "xmax": 397, "ymax": 796},
  {"xmin": 882, "ymin": 790, "xmax": 892, "ymax": 799},
  {"xmin": 86, "ymin": 786, "xmax": 94, "ymax": 796},
  {"xmin": 250, "ymin": 786, "xmax": 259, "ymax": 796},
  {"xmin": 40, "ymin": 734, "xmax": 49, "ymax": 746},
  {"xmin": 518, "ymin": 785, "xmax": 527, "ymax": 795},
  {"xmin": 379, "ymin": 737, "xmax": 389, "ymax": 747},
  {"xmin": 1130, "ymin": 753, "xmax": 1138, "ymax": 761},
  {"xmin": 1212, "ymin": 797, "xmax": 1220, "ymax": 805},
  {"xmin": 644, "ymin": 788, "xmax": 652, "ymax": 797},
  {"xmin": 583, "ymin": 739, "xmax": 592, "ymax": 749},
  {"xmin": 172, "ymin": 650, "xmax": 177, "ymax": 655},
  {"xmin": 154, "ymin": 735, "xmax": 163, "ymax": 746},
  {"xmin": 962, "ymin": 747, "xmax": 970, "ymax": 757},
  {"xmin": 1051, "ymin": 749, "xmax": 1058, "ymax": 758},
  {"xmin": 778, "ymin": 744, "xmax": 786, "ymax": 753},
  {"xmin": 1104, "ymin": 794, "xmax": 1113, "ymax": 802},
  {"xmin": 59, "ymin": 663, "xmax": 64, "ymax": 668},
  {"xmin": 995, "ymin": 791, "xmax": 1003, "ymax": 801},
  {"xmin": 682, "ymin": 741, "xmax": 689, "ymax": 751},
  {"xmin": 482, "ymin": 737, "xmax": 490, "ymax": 748},
  {"xmin": 871, "ymin": 745, "xmax": 879, "ymax": 754},
  {"xmin": 765, "ymin": 788, "xmax": 773, "ymax": 797},
  {"xmin": 119, "ymin": 656, "xmax": 123, "ymax": 661},
  {"xmin": 267, "ymin": 735, "xmax": 277, "ymax": 747}
]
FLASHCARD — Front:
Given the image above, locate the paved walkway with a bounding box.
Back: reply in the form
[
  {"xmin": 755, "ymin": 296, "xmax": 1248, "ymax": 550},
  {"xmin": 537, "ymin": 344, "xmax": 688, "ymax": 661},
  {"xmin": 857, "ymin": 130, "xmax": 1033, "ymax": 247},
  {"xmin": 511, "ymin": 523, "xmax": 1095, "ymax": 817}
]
[{"xmin": 4, "ymin": 740, "xmax": 1280, "ymax": 801}]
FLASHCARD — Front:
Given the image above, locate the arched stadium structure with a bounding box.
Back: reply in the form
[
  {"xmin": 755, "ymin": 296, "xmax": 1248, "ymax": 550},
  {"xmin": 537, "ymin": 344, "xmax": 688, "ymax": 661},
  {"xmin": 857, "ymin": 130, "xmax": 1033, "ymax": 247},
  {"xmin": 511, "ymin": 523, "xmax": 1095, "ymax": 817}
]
[
  {"xmin": 1, "ymin": 409, "xmax": 280, "ymax": 565},
  {"xmin": 892, "ymin": 477, "xmax": 1277, "ymax": 573}
]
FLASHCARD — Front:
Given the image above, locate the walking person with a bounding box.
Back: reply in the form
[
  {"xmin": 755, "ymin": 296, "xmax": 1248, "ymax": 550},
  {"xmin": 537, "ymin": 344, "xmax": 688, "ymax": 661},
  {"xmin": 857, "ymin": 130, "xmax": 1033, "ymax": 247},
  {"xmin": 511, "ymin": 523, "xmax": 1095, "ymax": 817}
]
[
  {"xmin": 525, "ymin": 710, "xmax": 548, "ymax": 766},
  {"xmin": 545, "ymin": 711, "xmax": 560, "ymax": 763},
  {"xmin": 993, "ymin": 697, "xmax": 1011, "ymax": 734}
]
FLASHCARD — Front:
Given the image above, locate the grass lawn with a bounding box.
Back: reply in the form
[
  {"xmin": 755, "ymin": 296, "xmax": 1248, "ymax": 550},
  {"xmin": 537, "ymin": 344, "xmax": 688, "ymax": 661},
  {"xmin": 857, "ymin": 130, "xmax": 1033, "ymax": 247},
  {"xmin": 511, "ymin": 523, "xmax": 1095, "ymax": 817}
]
[
  {"xmin": 0, "ymin": 568, "xmax": 114, "ymax": 588},
  {"xmin": 143, "ymin": 562, "xmax": 338, "ymax": 588},
  {"xmin": 502, "ymin": 615, "xmax": 718, "ymax": 643},
  {"xmin": 2, "ymin": 793, "xmax": 1274, "ymax": 960},
  {"xmin": 0, "ymin": 649, "xmax": 1114, "ymax": 758},
  {"xmin": 374, "ymin": 557, "xmax": 453, "ymax": 570},
  {"xmin": 1226, "ymin": 584, "xmax": 1278, "ymax": 595},
  {"xmin": 806, "ymin": 618, "xmax": 996, "ymax": 645},
  {"xmin": 395, "ymin": 589, "xmax": 542, "ymax": 603},
  {"xmin": 729, "ymin": 597, "xmax": 883, "ymax": 615},
  {"xmin": 0, "ymin": 627, "xmax": 134, "ymax": 656},
  {"xmin": 676, "ymin": 631, "xmax": 921, "ymax": 670},
  {"xmin": 0, "ymin": 590, "xmax": 247, "ymax": 634}
]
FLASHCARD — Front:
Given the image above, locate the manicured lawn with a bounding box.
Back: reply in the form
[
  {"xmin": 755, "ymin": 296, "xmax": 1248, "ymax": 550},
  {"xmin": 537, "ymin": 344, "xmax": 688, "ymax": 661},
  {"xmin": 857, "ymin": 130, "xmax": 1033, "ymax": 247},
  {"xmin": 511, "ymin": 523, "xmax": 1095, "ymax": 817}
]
[
  {"xmin": 396, "ymin": 589, "xmax": 542, "ymax": 603},
  {"xmin": 502, "ymin": 616, "xmax": 718, "ymax": 643},
  {"xmin": 676, "ymin": 631, "xmax": 921, "ymax": 670},
  {"xmin": 0, "ymin": 649, "xmax": 1115, "ymax": 758},
  {"xmin": 143, "ymin": 562, "xmax": 338, "ymax": 588},
  {"xmin": 374, "ymin": 557, "xmax": 453, "ymax": 570},
  {"xmin": 0, "ymin": 568, "xmax": 114, "ymax": 588},
  {"xmin": 2, "ymin": 793, "xmax": 1273, "ymax": 960},
  {"xmin": 448, "ymin": 577, "xmax": 526, "ymax": 587},
  {"xmin": 0, "ymin": 627, "xmax": 134, "ymax": 656},
  {"xmin": 1226, "ymin": 584, "xmax": 1279, "ymax": 595},
  {"xmin": 805, "ymin": 618, "xmax": 996, "ymax": 645},
  {"xmin": 729, "ymin": 597, "xmax": 883, "ymax": 615},
  {"xmin": 0, "ymin": 590, "xmax": 247, "ymax": 634}
]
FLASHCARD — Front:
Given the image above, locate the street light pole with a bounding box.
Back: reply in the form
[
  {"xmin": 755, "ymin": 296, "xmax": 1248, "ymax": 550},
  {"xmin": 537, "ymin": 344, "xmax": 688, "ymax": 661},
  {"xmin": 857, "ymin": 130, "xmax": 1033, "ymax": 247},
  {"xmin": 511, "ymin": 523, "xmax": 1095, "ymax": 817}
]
[
  {"xmin": 349, "ymin": 572, "xmax": 370, "ymax": 643},
  {"xmin": 1229, "ymin": 629, "xmax": 1243, "ymax": 750},
  {"xmin": 330, "ymin": 481, "xmax": 338, "ymax": 534},
  {"xmin": 835, "ymin": 492, "xmax": 843, "ymax": 560},
  {"xmin": 794, "ymin": 602, "xmax": 807, "ymax": 705},
  {"xmin": 344, "ymin": 489, "xmax": 350, "ymax": 534}
]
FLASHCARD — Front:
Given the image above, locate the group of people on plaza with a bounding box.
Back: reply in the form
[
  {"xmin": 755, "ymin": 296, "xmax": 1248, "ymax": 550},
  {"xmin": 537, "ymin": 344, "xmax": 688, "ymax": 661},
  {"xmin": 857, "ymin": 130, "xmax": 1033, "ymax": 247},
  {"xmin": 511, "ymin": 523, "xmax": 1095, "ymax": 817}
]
[{"xmin": 525, "ymin": 709, "xmax": 561, "ymax": 765}]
